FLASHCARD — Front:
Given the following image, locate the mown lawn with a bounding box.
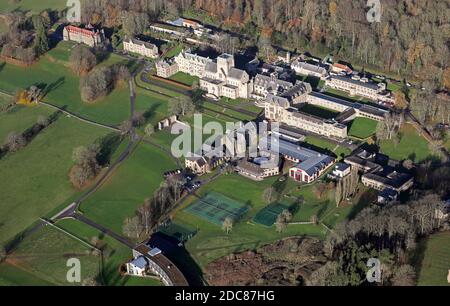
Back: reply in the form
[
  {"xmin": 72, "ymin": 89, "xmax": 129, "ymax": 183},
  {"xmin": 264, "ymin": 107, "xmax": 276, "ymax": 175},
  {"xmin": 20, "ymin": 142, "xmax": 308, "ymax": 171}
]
[
  {"xmin": 304, "ymin": 135, "xmax": 351, "ymax": 158},
  {"xmin": 0, "ymin": 104, "xmax": 53, "ymax": 142},
  {"xmin": 0, "ymin": 262, "xmax": 54, "ymax": 285},
  {"xmin": 57, "ymin": 219, "xmax": 162, "ymax": 286},
  {"xmin": 0, "ymin": 218, "xmax": 163, "ymax": 286},
  {"xmin": 380, "ymin": 123, "xmax": 432, "ymax": 162},
  {"xmin": 417, "ymin": 231, "xmax": 450, "ymax": 286},
  {"xmin": 163, "ymin": 43, "xmax": 185, "ymax": 59},
  {"xmin": 0, "ymin": 115, "xmax": 109, "ymax": 245},
  {"xmin": 79, "ymin": 141, "xmax": 177, "ymax": 234},
  {"xmin": 348, "ymin": 117, "xmax": 378, "ymax": 139},
  {"xmin": 172, "ymin": 173, "xmax": 328, "ymax": 267},
  {"xmin": 0, "ymin": 42, "xmax": 166, "ymax": 126},
  {"xmin": 0, "ymin": 0, "xmax": 68, "ymax": 12},
  {"xmin": 169, "ymin": 72, "xmax": 198, "ymax": 86},
  {"xmin": 173, "ymin": 171, "xmax": 376, "ymax": 268},
  {"xmin": 0, "ymin": 225, "xmax": 100, "ymax": 286},
  {"xmin": 178, "ymin": 209, "xmax": 326, "ymax": 268}
]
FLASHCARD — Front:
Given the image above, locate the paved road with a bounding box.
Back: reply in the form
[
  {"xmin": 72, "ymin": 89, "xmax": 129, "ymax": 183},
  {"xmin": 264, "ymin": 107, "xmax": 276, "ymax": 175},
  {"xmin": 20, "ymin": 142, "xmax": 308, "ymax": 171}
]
[
  {"xmin": 0, "ymin": 89, "xmax": 120, "ymax": 132},
  {"xmin": 140, "ymin": 72, "xmax": 191, "ymax": 96},
  {"xmin": 13, "ymin": 70, "xmax": 144, "ymax": 251},
  {"xmin": 74, "ymin": 213, "xmax": 134, "ymax": 248}
]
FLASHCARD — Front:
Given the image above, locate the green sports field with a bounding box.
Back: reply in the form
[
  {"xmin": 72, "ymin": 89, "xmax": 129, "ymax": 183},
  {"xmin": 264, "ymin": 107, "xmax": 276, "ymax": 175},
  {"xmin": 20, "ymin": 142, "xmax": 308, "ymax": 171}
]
[
  {"xmin": 172, "ymin": 174, "xmax": 328, "ymax": 267},
  {"xmin": 253, "ymin": 203, "xmax": 290, "ymax": 227},
  {"xmin": 185, "ymin": 192, "xmax": 249, "ymax": 226},
  {"xmin": 348, "ymin": 117, "xmax": 378, "ymax": 139},
  {"xmin": 417, "ymin": 231, "xmax": 450, "ymax": 286}
]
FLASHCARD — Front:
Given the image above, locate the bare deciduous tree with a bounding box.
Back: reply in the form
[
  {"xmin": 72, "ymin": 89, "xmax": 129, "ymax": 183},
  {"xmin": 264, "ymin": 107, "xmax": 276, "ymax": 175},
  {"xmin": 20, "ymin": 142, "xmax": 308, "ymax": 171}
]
[
  {"xmin": 222, "ymin": 217, "xmax": 233, "ymax": 234},
  {"xmin": 123, "ymin": 215, "xmax": 144, "ymax": 239},
  {"xmin": 70, "ymin": 45, "xmax": 97, "ymax": 76},
  {"xmin": 4, "ymin": 132, "xmax": 26, "ymax": 152},
  {"xmin": 262, "ymin": 186, "xmax": 278, "ymax": 203},
  {"xmin": 169, "ymin": 96, "xmax": 195, "ymax": 117}
]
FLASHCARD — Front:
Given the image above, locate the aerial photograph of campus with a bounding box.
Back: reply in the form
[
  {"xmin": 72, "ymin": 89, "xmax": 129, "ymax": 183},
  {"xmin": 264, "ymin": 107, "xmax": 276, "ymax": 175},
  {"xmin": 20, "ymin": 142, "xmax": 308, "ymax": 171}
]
[{"xmin": 0, "ymin": 0, "xmax": 449, "ymax": 291}]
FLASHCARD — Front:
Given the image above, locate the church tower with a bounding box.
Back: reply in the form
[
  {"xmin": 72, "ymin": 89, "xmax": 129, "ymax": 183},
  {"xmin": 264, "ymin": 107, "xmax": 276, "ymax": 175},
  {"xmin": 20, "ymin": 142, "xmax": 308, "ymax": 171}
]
[{"xmin": 217, "ymin": 54, "xmax": 235, "ymax": 77}]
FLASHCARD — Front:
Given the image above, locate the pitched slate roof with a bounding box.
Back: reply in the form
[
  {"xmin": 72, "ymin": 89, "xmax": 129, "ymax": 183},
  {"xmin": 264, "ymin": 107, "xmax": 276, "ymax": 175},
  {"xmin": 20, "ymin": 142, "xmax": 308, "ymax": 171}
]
[
  {"xmin": 292, "ymin": 60, "xmax": 328, "ymax": 75},
  {"xmin": 266, "ymin": 94, "xmax": 290, "ymax": 108},
  {"xmin": 204, "ymin": 61, "xmax": 218, "ymax": 74},
  {"xmin": 254, "ymin": 74, "xmax": 293, "ymax": 91},
  {"xmin": 332, "ymin": 75, "xmax": 380, "ymax": 90},
  {"xmin": 130, "ymin": 256, "xmax": 148, "ymax": 269},
  {"xmin": 260, "ymin": 137, "xmax": 334, "ymax": 176},
  {"xmin": 124, "ymin": 37, "xmax": 158, "ymax": 51},
  {"xmin": 228, "ymin": 68, "xmax": 247, "ymax": 80}
]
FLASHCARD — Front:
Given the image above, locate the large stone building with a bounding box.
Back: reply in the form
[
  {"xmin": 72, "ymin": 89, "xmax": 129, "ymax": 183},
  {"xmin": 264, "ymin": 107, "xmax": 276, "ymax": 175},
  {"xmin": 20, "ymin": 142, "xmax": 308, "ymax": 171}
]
[
  {"xmin": 331, "ymin": 63, "xmax": 353, "ymax": 75},
  {"xmin": 260, "ymin": 137, "xmax": 335, "ymax": 183},
  {"xmin": 200, "ymin": 53, "xmax": 251, "ymax": 99},
  {"xmin": 265, "ymin": 86, "xmax": 349, "ymax": 139},
  {"xmin": 175, "ymin": 49, "xmax": 212, "ymax": 77},
  {"xmin": 235, "ymin": 157, "xmax": 280, "ymax": 181},
  {"xmin": 252, "ymin": 74, "xmax": 294, "ymax": 100},
  {"xmin": 63, "ymin": 25, "xmax": 105, "ymax": 47},
  {"xmin": 344, "ymin": 148, "xmax": 414, "ymax": 194},
  {"xmin": 361, "ymin": 169, "xmax": 414, "ymax": 193},
  {"xmin": 185, "ymin": 155, "xmax": 211, "ymax": 175},
  {"xmin": 325, "ymin": 75, "xmax": 394, "ymax": 103},
  {"xmin": 291, "ymin": 60, "xmax": 328, "ymax": 79},
  {"xmin": 306, "ymin": 92, "xmax": 388, "ymax": 122},
  {"xmin": 123, "ymin": 37, "xmax": 158, "ymax": 58},
  {"xmin": 155, "ymin": 48, "xmax": 211, "ymax": 79},
  {"xmin": 155, "ymin": 59, "xmax": 179, "ymax": 78}
]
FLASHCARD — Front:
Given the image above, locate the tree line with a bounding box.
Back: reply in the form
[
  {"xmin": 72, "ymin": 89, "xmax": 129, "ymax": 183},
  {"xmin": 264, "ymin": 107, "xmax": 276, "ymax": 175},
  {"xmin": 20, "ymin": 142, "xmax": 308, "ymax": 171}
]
[
  {"xmin": 1, "ymin": 110, "xmax": 58, "ymax": 157},
  {"xmin": 123, "ymin": 176, "xmax": 186, "ymax": 239},
  {"xmin": 0, "ymin": 10, "xmax": 57, "ymax": 64},
  {"xmin": 311, "ymin": 193, "xmax": 449, "ymax": 286}
]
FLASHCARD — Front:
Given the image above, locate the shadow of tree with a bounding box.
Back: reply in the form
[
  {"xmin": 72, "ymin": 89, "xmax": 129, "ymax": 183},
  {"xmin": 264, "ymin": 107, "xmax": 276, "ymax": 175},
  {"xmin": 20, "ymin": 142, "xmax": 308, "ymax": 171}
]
[
  {"xmin": 42, "ymin": 77, "xmax": 65, "ymax": 98},
  {"xmin": 96, "ymin": 133, "xmax": 123, "ymax": 166},
  {"xmin": 142, "ymin": 103, "xmax": 162, "ymax": 123}
]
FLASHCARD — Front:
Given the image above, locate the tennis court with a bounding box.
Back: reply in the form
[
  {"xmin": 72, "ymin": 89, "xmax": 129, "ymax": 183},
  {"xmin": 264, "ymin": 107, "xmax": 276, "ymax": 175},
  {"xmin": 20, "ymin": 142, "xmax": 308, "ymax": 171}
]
[
  {"xmin": 253, "ymin": 203, "xmax": 290, "ymax": 227},
  {"xmin": 158, "ymin": 222, "xmax": 197, "ymax": 243},
  {"xmin": 185, "ymin": 192, "xmax": 249, "ymax": 225}
]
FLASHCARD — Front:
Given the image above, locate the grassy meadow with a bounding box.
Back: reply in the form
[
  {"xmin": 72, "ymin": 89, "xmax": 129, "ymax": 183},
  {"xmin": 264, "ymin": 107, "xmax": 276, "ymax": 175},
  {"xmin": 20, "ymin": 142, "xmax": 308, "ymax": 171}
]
[
  {"xmin": 0, "ymin": 114, "xmax": 109, "ymax": 245},
  {"xmin": 417, "ymin": 231, "xmax": 450, "ymax": 286},
  {"xmin": 79, "ymin": 141, "xmax": 177, "ymax": 233}
]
